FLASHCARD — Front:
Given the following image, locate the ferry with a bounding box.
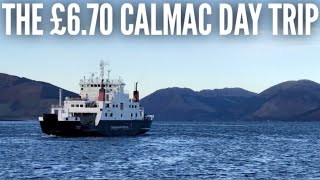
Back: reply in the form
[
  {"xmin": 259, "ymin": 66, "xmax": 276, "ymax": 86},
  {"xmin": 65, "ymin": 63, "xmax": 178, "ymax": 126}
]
[{"xmin": 38, "ymin": 61, "xmax": 154, "ymax": 136}]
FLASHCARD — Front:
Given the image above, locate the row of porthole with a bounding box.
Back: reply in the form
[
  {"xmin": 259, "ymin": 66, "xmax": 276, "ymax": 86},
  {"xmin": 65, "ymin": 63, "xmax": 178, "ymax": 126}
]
[
  {"xmin": 71, "ymin": 104, "xmax": 84, "ymax": 108},
  {"xmin": 105, "ymin": 104, "xmax": 137, "ymax": 108},
  {"xmin": 105, "ymin": 113, "xmax": 138, "ymax": 117},
  {"xmin": 81, "ymin": 84, "xmax": 114, "ymax": 88},
  {"xmin": 129, "ymin": 105, "xmax": 138, "ymax": 108},
  {"xmin": 71, "ymin": 104, "xmax": 98, "ymax": 108}
]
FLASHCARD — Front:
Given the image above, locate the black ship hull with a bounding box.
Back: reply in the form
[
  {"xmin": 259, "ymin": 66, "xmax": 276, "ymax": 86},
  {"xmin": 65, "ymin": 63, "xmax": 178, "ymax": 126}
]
[{"xmin": 40, "ymin": 114, "xmax": 152, "ymax": 137}]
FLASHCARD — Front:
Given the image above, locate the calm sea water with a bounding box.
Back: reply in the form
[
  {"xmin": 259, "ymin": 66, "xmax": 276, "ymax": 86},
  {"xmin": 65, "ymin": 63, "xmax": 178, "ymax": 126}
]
[{"xmin": 0, "ymin": 120, "xmax": 320, "ymax": 179}]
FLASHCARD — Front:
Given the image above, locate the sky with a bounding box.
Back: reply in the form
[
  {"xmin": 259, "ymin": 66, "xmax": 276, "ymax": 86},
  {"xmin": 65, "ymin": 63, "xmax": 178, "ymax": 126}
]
[{"xmin": 1, "ymin": 0, "xmax": 320, "ymax": 98}]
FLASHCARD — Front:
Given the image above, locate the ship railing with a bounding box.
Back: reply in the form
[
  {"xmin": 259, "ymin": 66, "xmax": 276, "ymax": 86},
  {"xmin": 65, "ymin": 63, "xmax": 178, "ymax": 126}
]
[{"xmin": 80, "ymin": 79, "xmax": 123, "ymax": 84}]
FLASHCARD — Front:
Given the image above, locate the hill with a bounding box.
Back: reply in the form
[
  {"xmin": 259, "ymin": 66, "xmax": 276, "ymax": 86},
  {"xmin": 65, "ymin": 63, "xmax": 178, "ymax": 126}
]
[
  {"xmin": 0, "ymin": 73, "xmax": 78, "ymax": 119},
  {"xmin": 252, "ymin": 80, "xmax": 320, "ymax": 120},
  {"xmin": 140, "ymin": 87, "xmax": 264, "ymax": 121},
  {"xmin": 141, "ymin": 80, "xmax": 320, "ymax": 121}
]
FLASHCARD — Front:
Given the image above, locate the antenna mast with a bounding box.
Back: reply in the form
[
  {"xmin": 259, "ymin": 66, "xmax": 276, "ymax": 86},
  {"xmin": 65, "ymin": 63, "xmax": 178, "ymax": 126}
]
[
  {"xmin": 100, "ymin": 60, "xmax": 105, "ymax": 80},
  {"xmin": 107, "ymin": 70, "xmax": 111, "ymax": 82}
]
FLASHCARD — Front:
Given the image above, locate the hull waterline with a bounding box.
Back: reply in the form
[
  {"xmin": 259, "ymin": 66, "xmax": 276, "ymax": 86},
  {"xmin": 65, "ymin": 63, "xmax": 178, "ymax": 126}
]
[{"xmin": 40, "ymin": 114, "xmax": 152, "ymax": 137}]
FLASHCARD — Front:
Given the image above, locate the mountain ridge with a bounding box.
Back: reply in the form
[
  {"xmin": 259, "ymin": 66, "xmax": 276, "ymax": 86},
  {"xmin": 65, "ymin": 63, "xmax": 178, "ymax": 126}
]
[{"xmin": 1, "ymin": 73, "xmax": 320, "ymax": 121}]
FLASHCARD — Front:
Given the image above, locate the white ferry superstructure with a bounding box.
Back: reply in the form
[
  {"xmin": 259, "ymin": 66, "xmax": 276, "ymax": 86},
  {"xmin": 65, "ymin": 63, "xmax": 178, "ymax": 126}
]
[{"xmin": 38, "ymin": 61, "xmax": 154, "ymax": 136}]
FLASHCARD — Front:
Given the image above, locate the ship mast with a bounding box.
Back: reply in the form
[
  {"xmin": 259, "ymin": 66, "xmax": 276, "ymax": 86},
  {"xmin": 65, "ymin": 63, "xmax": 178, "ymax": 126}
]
[
  {"xmin": 100, "ymin": 60, "xmax": 111, "ymax": 82},
  {"xmin": 107, "ymin": 70, "xmax": 111, "ymax": 82},
  {"xmin": 100, "ymin": 60, "xmax": 105, "ymax": 80}
]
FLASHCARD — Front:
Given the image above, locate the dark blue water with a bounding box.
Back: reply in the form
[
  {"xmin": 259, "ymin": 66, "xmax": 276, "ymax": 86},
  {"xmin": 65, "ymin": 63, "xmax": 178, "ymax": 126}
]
[{"xmin": 1, "ymin": 120, "xmax": 320, "ymax": 179}]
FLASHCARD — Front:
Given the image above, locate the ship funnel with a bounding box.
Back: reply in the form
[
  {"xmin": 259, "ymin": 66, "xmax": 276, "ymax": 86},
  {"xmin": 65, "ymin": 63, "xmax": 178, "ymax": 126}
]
[
  {"xmin": 98, "ymin": 79, "xmax": 105, "ymax": 101},
  {"xmin": 133, "ymin": 82, "xmax": 139, "ymax": 102}
]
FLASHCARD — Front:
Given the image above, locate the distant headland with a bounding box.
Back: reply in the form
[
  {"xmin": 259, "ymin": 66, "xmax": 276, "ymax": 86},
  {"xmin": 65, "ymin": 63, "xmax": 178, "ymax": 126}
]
[{"xmin": 1, "ymin": 73, "xmax": 320, "ymax": 121}]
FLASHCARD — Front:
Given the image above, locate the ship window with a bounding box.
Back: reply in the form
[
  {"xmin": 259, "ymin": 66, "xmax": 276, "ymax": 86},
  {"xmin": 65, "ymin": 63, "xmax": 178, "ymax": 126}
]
[
  {"xmin": 136, "ymin": 113, "xmax": 137, "ymax": 117},
  {"xmin": 91, "ymin": 85, "xmax": 93, "ymax": 87},
  {"xmin": 121, "ymin": 113, "xmax": 123, "ymax": 117},
  {"xmin": 81, "ymin": 88, "xmax": 83, "ymax": 90},
  {"xmin": 71, "ymin": 104, "xmax": 75, "ymax": 107},
  {"xmin": 94, "ymin": 84, "xmax": 98, "ymax": 87},
  {"xmin": 109, "ymin": 85, "xmax": 112, "ymax": 87},
  {"xmin": 120, "ymin": 103, "xmax": 124, "ymax": 110},
  {"xmin": 105, "ymin": 113, "xmax": 108, "ymax": 117},
  {"xmin": 106, "ymin": 104, "xmax": 110, "ymax": 108},
  {"xmin": 110, "ymin": 113, "xmax": 113, "ymax": 117},
  {"xmin": 80, "ymin": 105, "xmax": 83, "ymax": 107},
  {"xmin": 98, "ymin": 84, "xmax": 100, "ymax": 87},
  {"xmin": 116, "ymin": 105, "xmax": 118, "ymax": 108},
  {"xmin": 131, "ymin": 113, "xmax": 133, "ymax": 117},
  {"xmin": 129, "ymin": 105, "xmax": 131, "ymax": 108},
  {"xmin": 113, "ymin": 105, "xmax": 115, "ymax": 108},
  {"xmin": 140, "ymin": 111, "xmax": 142, "ymax": 116},
  {"xmin": 76, "ymin": 104, "xmax": 79, "ymax": 107},
  {"xmin": 66, "ymin": 118, "xmax": 68, "ymax": 121},
  {"xmin": 135, "ymin": 105, "xmax": 137, "ymax": 108}
]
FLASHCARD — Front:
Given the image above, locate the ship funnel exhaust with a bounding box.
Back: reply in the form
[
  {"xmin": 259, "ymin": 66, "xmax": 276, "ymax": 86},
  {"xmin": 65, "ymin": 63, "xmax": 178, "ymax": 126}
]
[
  {"xmin": 98, "ymin": 79, "xmax": 105, "ymax": 101},
  {"xmin": 133, "ymin": 82, "xmax": 139, "ymax": 102}
]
